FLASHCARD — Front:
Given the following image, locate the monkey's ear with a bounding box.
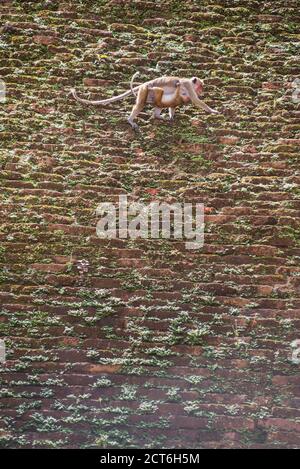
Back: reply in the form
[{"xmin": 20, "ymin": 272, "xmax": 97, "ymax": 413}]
[{"xmin": 192, "ymin": 77, "xmax": 198, "ymax": 84}]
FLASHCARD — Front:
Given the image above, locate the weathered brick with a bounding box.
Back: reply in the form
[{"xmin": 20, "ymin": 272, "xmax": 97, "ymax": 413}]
[{"xmin": 1, "ymin": 0, "xmax": 299, "ymax": 450}]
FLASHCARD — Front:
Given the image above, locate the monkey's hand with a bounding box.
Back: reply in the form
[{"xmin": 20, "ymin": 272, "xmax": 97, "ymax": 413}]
[{"xmin": 210, "ymin": 108, "xmax": 220, "ymax": 115}]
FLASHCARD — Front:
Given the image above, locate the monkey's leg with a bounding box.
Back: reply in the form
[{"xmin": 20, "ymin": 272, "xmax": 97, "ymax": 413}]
[
  {"xmin": 168, "ymin": 108, "xmax": 176, "ymax": 121},
  {"xmin": 127, "ymin": 85, "xmax": 148, "ymax": 130},
  {"xmin": 152, "ymin": 107, "xmax": 165, "ymax": 120}
]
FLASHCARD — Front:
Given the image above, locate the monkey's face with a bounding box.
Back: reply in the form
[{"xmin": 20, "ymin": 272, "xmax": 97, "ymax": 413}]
[{"xmin": 192, "ymin": 77, "xmax": 204, "ymax": 96}]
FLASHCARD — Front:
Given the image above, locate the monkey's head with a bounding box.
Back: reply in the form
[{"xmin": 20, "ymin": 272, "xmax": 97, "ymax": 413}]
[{"xmin": 192, "ymin": 77, "xmax": 204, "ymax": 96}]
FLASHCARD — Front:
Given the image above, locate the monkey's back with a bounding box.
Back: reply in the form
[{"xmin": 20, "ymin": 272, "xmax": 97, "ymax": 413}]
[{"xmin": 147, "ymin": 76, "xmax": 181, "ymax": 89}]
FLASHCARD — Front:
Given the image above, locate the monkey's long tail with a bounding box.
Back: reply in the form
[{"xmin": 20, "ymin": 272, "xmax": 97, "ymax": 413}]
[
  {"xmin": 70, "ymin": 72, "xmax": 142, "ymax": 105},
  {"xmin": 130, "ymin": 72, "xmax": 140, "ymax": 97},
  {"xmin": 69, "ymin": 87, "xmax": 134, "ymax": 105}
]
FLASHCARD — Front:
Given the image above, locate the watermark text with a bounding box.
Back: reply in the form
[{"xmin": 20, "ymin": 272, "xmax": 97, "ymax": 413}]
[{"xmin": 96, "ymin": 195, "xmax": 204, "ymax": 250}]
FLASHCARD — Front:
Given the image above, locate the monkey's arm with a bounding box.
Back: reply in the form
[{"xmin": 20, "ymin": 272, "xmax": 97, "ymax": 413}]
[{"xmin": 183, "ymin": 81, "xmax": 220, "ymax": 114}]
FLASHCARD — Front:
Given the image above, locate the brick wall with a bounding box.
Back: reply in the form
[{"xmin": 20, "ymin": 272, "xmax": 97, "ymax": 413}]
[{"xmin": 0, "ymin": 0, "xmax": 300, "ymax": 448}]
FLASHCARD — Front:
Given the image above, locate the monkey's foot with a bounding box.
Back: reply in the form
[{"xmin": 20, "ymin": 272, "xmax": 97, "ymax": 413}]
[
  {"xmin": 127, "ymin": 119, "xmax": 139, "ymax": 131},
  {"xmin": 151, "ymin": 114, "xmax": 167, "ymax": 122}
]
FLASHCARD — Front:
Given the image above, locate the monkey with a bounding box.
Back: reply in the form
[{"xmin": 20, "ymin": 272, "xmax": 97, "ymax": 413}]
[
  {"xmin": 70, "ymin": 74, "xmax": 220, "ymax": 130},
  {"xmin": 127, "ymin": 72, "xmax": 182, "ymax": 124}
]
